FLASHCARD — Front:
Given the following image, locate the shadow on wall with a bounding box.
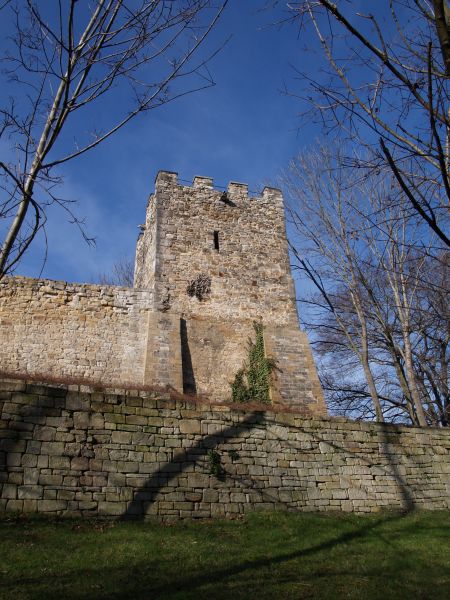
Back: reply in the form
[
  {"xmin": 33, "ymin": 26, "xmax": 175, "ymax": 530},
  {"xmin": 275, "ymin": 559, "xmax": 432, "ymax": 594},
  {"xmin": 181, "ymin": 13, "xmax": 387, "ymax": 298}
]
[
  {"xmin": 120, "ymin": 415, "xmax": 417, "ymax": 520},
  {"xmin": 121, "ymin": 411, "xmax": 266, "ymax": 519},
  {"xmin": 3, "ymin": 379, "xmax": 443, "ymax": 522},
  {"xmin": 180, "ymin": 318, "xmax": 196, "ymax": 395}
]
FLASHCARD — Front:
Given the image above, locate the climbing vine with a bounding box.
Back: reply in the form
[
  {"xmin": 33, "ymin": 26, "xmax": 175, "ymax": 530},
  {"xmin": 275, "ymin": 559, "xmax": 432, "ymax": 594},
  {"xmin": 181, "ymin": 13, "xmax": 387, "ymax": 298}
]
[{"xmin": 231, "ymin": 321, "xmax": 276, "ymax": 404}]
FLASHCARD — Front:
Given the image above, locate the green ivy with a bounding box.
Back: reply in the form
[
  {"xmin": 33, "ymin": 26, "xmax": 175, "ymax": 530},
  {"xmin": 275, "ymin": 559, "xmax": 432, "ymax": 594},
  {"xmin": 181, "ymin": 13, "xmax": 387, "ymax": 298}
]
[
  {"xmin": 231, "ymin": 321, "xmax": 276, "ymax": 404},
  {"xmin": 207, "ymin": 450, "xmax": 225, "ymax": 480}
]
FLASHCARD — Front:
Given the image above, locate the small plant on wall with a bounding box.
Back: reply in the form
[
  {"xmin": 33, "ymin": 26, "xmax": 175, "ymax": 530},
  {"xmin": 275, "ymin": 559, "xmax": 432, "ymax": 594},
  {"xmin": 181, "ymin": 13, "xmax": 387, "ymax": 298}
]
[
  {"xmin": 231, "ymin": 321, "xmax": 276, "ymax": 404},
  {"xmin": 208, "ymin": 450, "xmax": 225, "ymax": 480},
  {"xmin": 186, "ymin": 274, "xmax": 211, "ymax": 301}
]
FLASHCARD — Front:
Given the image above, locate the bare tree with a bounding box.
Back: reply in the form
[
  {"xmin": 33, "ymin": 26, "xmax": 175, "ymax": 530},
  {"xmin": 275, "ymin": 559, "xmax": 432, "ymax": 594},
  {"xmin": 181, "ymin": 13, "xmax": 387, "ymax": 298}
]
[
  {"xmin": 0, "ymin": 0, "xmax": 228, "ymax": 277},
  {"xmin": 284, "ymin": 146, "xmax": 385, "ymax": 422},
  {"xmin": 284, "ymin": 0, "xmax": 450, "ymax": 248},
  {"xmin": 97, "ymin": 255, "xmax": 134, "ymax": 286},
  {"xmin": 284, "ymin": 144, "xmax": 448, "ymax": 426}
]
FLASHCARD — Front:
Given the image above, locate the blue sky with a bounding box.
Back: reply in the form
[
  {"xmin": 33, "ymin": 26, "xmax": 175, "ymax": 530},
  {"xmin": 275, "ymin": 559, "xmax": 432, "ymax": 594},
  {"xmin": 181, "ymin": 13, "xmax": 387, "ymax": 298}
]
[
  {"xmin": 0, "ymin": 0, "xmax": 393, "ymax": 285},
  {"xmin": 0, "ymin": 1, "xmax": 325, "ymax": 284}
]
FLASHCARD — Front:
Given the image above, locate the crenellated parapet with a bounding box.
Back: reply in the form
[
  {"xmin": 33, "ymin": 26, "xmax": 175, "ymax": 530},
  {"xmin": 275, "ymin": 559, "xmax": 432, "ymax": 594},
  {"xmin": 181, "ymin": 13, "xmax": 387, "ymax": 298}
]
[{"xmin": 153, "ymin": 170, "xmax": 283, "ymax": 204}]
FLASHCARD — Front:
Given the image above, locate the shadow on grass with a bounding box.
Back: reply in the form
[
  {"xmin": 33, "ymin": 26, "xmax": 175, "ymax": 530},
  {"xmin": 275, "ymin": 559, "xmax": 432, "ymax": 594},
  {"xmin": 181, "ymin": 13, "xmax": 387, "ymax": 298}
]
[{"xmin": 4, "ymin": 511, "xmax": 447, "ymax": 600}]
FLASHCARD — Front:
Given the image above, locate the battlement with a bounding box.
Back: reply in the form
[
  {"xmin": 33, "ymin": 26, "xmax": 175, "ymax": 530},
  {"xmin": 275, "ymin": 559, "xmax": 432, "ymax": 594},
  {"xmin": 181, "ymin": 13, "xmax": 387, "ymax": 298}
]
[{"xmin": 154, "ymin": 170, "xmax": 282, "ymax": 202}]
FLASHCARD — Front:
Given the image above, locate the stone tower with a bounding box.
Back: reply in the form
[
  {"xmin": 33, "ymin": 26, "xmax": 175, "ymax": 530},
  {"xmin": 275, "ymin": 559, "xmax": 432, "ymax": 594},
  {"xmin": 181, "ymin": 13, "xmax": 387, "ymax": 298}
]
[{"xmin": 134, "ymin": 171, "xmax": 326, "ymax": 415}]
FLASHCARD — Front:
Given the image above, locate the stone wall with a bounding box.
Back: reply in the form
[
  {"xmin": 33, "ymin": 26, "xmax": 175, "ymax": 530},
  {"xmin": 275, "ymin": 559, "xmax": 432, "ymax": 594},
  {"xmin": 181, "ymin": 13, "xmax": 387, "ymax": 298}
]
[
  {"xmin": 181, "ymin": 316, "xmax": 253, "ymax": 402},
  {"xmin": 0, "ymin": 277, "xmax": 152, "ymax": 386},
  {"xmin": 1, "ymin": 378, "xmax": 448, "ymax": 519},
  {"xmin": 135, "ymin": 172, "xmax": 299, "ymax": 325},
  {"xmin": 134, "ymin": 191, "xmax": 157, "ymax": 292},
  {"xmin": 0, "ymin": 172, "xmax": 328, "ymax": 414}
]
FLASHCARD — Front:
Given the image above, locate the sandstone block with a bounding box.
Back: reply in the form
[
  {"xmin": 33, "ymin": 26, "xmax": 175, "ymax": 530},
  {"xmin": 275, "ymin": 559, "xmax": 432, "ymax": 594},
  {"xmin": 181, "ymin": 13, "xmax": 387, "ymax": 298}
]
[
  {"xmin": 37, "ymin": 500, "xmax": 66, "ymax": 512},
  {"xmin": 18, "ymin": 485, "xmax": 43, "ymax": 499},
  {"xmin": 2, "ymin": 484, "xmax": 17, "ymax": 499},
  {"xmin": 180, "ymin": 420, "xmax": 201, "ymax": 435},
  {"xmin": 98, "ymin": 501, "xmax": 127, "ymax": 515},
  {"xmin": 22, "ymin": 453, "xmax": 38, "ymax": 468}
]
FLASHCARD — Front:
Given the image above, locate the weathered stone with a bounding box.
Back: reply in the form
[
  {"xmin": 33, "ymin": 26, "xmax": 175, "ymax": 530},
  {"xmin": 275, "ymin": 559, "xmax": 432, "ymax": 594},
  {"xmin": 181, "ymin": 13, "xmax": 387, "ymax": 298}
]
[
  {"xmin": 37, "ymin": 500, "xmax": 66, "ymax": 512},
  {"xmin": 180, "ymin": 420, "xmax": 201, "ymax": 435},
  {"xmin": 71, "ymin": 456, "xmax": 89, "ymax": 471},
  {"xmin": 0, "ymin": 380, "xmax": 450, "ymax": 521},
  {"xmin": 6, "ymin": 453, "xmax": 22, "ymax": 467},
  {"xmin": 18, "ymin": 485, "xmax": 43, "ymax": 499},
  {"xmin": 2, "ymin": 484, "xmax": 17, "ymax": 499}
]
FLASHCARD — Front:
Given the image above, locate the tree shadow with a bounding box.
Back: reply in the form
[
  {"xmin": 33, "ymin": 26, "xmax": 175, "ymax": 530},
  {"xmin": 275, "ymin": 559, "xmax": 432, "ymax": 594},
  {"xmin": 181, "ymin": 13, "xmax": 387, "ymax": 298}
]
[
  {"xmin": 121, "ymin": 407, "xmax": 422, "ymax": 520},
  {"xmin": 254, "ymin": 415, "xmax": 418, "ymax": 512},
  {"xmin": 121, "ymin": 411, "xmax": 266, "ymax": 519},
  {"xmin": 3, "ymin": 510, "xmax": 434, "ymax": 600}
]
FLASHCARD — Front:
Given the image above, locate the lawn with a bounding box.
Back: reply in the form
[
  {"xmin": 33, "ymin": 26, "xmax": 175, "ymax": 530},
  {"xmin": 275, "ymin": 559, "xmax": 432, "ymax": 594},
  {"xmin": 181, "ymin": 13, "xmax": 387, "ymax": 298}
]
[{"xmin": 0, "ymin": 511, "xmax": 449, "ymax": 600}]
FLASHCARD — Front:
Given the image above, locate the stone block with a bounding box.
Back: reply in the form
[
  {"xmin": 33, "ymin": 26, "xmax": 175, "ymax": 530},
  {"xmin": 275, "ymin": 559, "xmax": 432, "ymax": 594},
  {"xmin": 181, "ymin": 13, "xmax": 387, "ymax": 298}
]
[
  {"xmin": 37, "ymin": 455, "xmax": 49, "ymax": 468},
  {"xmin": 180, "ymin": 420, "xmax": 201, "ymax": 435},
  {"xmin": 188, "ymin": 473, "xmax": 210, "ymax": 488},
  {"xmin": 74, "ymin": 412, "xmax": 90, "ymax": 429},
  {"xmin": 39, "ymin": 474, "xmax": 63, "ymax": 486},
  {"xmin": 35, "ymin": 426, "xmax": 56, "ymax": 441},
  {"xmin": 98, "ymin": 501, "xmax": 127, "ymax": 516},
  {"xmin": 58, "ymin": 490, "xmax": 76, "ymax": 500},
  {"xmin": 0, "ymin": 438, "xmax": 26, "ymax": 453},
  {"xmin": 41, "ymin": 442, "xmax": 65, "ymax": 455},
  {"xmin": 37, "ymin": 500, "xmax": 67, "ymax": 512},
  {"xmin": 71, "ymin": 457, "xmax": 89, "ymax": 471},
  {"xmin": 18, "ymin": 485, "xmax": 43, "ymax": 499},
  {"xmin": 6, "ymin": 499, "xmax": 23, "ymax": 512},
  {"xmin": 23, "ymin": 468, "xmax": 40, "ymax": 485},
  {"xmin": 90, "ymin": 414, "xmax": 105, "ymax": 429},
  {"xmin": 22, "ymin": 499, "xmax": 38, "ymax": 513},
  {"xmin": 22, "ymin": 454, "xmax": 38, "ymax": 467},
  {"xmin": 6, "ymin": 453, "xmax": 22, "ymax": 467},
  {"xmin": 49, "ymin": 455, "xmax": 71, "ymax": 469},
  {"xmin": 111, "ymin": 431, "xmax": 132, "ymax": 445},
  {"xmin": 185, "ymin": 492, "xmax": 202, "ymax": 502},
  {"xmin": 2, "ymin": 484, "xmax": 17, "ymax": 499},
  {"xmin": 26, "ymin": 441, "xmax": 42, "ymax": 454}
]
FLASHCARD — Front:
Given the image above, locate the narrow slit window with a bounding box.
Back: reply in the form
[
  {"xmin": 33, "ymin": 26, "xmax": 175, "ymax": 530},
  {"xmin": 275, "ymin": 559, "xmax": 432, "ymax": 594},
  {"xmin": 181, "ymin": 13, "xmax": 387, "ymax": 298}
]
[{"xmin": 213, "ymin": 230, "xmax": 220, "ymax": 251}]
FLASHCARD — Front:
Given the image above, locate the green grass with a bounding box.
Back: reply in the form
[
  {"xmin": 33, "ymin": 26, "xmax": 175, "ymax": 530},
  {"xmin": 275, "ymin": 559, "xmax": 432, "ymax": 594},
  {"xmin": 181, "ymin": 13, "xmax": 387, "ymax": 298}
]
[{"xmin": 0, "ymin": 511, "xmax": 449, "ymax": 600}]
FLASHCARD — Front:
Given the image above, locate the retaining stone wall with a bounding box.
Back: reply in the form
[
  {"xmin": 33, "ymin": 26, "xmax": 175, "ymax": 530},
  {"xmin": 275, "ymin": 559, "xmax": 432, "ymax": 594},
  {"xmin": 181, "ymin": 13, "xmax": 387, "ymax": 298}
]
[{"xmin": 1, "ymin": 379, "xmax": 449, "ymax": 519}]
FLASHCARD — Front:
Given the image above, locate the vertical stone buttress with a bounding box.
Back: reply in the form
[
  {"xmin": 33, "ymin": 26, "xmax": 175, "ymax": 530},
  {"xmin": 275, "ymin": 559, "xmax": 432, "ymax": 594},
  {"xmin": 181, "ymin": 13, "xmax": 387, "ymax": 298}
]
[{"xmin": 135, "ymin": 171, "xmax": 326, "ymax": 415}]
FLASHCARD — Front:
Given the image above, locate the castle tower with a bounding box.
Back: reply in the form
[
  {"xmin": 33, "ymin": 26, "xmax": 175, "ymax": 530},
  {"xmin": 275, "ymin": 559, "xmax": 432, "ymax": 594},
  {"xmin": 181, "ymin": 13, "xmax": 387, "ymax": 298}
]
[{"xmin": 135, "ymin": 171, "xmax": 326, "ymax": 415}]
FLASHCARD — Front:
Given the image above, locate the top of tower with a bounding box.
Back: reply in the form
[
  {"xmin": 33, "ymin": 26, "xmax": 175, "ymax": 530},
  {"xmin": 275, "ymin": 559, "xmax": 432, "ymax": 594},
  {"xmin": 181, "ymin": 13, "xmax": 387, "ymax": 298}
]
[{"xmin": 153, "ymin": 170, "xmax": 282, "ymax": 202}]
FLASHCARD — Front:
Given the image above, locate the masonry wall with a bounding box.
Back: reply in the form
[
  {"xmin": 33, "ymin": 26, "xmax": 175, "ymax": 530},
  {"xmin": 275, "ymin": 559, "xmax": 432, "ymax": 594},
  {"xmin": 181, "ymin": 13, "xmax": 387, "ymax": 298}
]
[
  {"xmin": 135, "ymin": 172, "xmax": 299, "ymax": 325},
  {"xmin": 180, "ymin": 316, "xmax": 254, "ymax": 402},
  {"xmin": 134, "ymin": 192, "xmax": 157, "ymax": 292},
  {"xmin": 0, "ymin": 278, "xmax": 153, "ymax": 386},
  {"xmin": 1, "ymin": 379, "xmax": 448, "ymax": 519}
]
